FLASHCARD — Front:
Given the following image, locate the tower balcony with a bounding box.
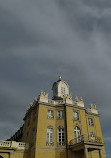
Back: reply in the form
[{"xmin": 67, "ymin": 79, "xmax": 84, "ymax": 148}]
[
  {"xmin": 69, "ymin": 135, "xmax": 104, "ymax": 158},
  {"xmin": 69, "ymin": 135, "xmax": 103, "ymax": 145}
]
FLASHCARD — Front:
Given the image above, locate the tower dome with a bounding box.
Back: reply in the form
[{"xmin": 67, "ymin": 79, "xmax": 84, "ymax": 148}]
[{"xmin": 52, "ymin": 76, "xmax": 69, "ymax": 100}]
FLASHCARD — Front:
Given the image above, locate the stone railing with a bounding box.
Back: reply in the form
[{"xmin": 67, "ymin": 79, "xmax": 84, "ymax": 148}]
[
  {"xmin": 0, "ymin": 141, "xmax": 11, "ymax": 147},
  {"xmin": 27, "ymin": 96, "xmax": 98, "ymax": 115},
  {"xmin": 0, "ymin": 141, "xmax": 29, "ymax": 150},
  {"xmin": 69, "ymin": 135, "xmax": 102, "ymax": 145},
  {"xmin": 57, "ymin": 100, "xmax": 65, "ymax": 104},
  {"xmin": 48, "ymin": 99, "xmax": 65, "ymax": 105},
  {"xmin": 48, "ymin": 99, "xmax": 56, "ymax": 105},
  {"xmin": 17, "ymin": 142, "xmax": 29, "ymax": 149}
]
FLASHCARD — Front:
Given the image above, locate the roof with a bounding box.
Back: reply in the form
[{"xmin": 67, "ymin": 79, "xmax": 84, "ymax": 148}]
[{"xmin": 52, "ymin": 76, "xmax": 69, "ymax": 89}]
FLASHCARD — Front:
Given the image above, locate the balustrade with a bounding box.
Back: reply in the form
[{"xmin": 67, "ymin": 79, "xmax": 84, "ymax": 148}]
[
  {"xmin": 0, "ymin": 140, "xmax": 28, "ymax": 150},
  {"xmin": 0, "ymin": 141, "xmax": 11, "ymax": 147},
  {"xmin": 69, "ymin": 135, "xmax": 102, "ymax": 145}
]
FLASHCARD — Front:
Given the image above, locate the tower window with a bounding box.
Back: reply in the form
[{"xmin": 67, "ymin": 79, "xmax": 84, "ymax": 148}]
[
  {"xmin": 88, "ymin": 118, "xmax": 94, "ymax": 126},
  {"xmin": 57, "ymin": 127, "xmax": 65, "ymax": 145},
  {"xmin": 74, "ymin": 126, "xmax": 81, "ymax": 143},
  {"xmin": 74, "ymin": 126, "xmax": 81, "ymax": 138},
  {"xmin": 46, "ymin": 127, "xmax": 54, "ymax": 146},
  {"xmin": 57, "ymin": 110, "xmax": 64, "ymax": 119},
  {"xmin": 61, "ymin": 87, "xmax": 65, "ymax": 94},
  {"xmin": 73, "ymin": 111, "xmax": 79, "ymax": 121},
  {"xmin": 47, "ymin": 110, "xmax": 54, "ymax": 119}
]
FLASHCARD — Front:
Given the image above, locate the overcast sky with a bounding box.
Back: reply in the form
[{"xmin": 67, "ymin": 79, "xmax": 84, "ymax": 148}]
[{"xmin": 0, "ymin": 0, "xmax": 111, "ymax": 157}]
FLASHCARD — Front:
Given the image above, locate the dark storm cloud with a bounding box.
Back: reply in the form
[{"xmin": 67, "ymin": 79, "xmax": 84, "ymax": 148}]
[
  {"xmin": 57, "ymin": 0, "xmax": 111, "ymax": 35},
  {"xmin": 0, "ymin": 0, "xmax": 111, "ymax": 157}
]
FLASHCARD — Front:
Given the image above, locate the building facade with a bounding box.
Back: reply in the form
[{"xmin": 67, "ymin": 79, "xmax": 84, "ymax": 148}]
[{"xmin": 0, "ymin": 77, "xmax": 106, "ymax": 158}]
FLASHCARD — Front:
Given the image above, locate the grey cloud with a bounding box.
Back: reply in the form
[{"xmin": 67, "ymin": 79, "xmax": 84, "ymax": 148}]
[
  {"xmin": 56, "ymin": 0, "xmax": 111, "ymax": 34},
  {"xmin": 0, "ymin": 0, "xmax": 111, "ymax": 157}
]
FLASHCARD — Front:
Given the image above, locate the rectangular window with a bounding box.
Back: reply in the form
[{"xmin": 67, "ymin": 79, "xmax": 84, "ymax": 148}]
[
  {"xmin": 46, "ymin": 127, "xmax": 54, "ymax": 146},
  {"xmin": 47, "ymin": 110, "xmax": 54, "ymax": 119},
  {"xmin": 73, "ymin": 111, "xmax": 79, "ymax": 121},
  {"xmin": 61, "ymin": 87, "xmax": 65, "ymax": 94},
  {"xmin": 58, "ymin": 128, "xmax": 65, "ymax": 145},
  {"xmin": 57, "ymin": 110, "xmax": 64, "ymax": 119},
  {"xmin": 88, "ymin": 118, "xmax": 94, "ymax": 126}
]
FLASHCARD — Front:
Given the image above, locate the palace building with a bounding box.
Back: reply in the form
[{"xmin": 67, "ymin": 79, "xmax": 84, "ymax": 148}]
[{"xmin": 0, "ymin": 76, "xmax": 106, "ymax": 158}]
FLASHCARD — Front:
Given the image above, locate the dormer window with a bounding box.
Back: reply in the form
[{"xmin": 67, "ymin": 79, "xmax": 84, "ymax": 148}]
[{"xmin": 61, "ymin": 87, "xmax": 65, "ymax": 94}]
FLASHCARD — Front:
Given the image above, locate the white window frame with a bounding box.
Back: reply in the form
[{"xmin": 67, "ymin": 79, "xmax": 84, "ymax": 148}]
[
  {"xmin": 57, "ymin": 127, "xmax": 65, "ymax": 146},
  {"xmin": 47, "ymin": 110, "xmax": 54, "ymax": 119},
  {"xmin": 88, "ymin": 118, "xmax": 94, "ymax": 126},
  {"xmin": 73, "ymin": 111, "xmax": 79, "ymax": 121},
  {"xmin": 57, "ymin": 110, "xmax": 64, "ymax": 119},
  {"xmin": 74, "ymin": 126, "xmax": 81, "ymax": 143},
  {"xmin": 46, "ymin": 127, "xmax": 54, "ymax": 146}
]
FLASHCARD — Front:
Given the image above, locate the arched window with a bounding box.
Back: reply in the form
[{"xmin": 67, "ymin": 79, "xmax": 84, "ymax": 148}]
[
  {"xmin": 57, "ymin": 127, "xmax": 65, "ymax": 146},
  {"xmin": 46, "ymin": 126, "xmax": 54, "ymax": 146},
  {"xmin": 74, "ymin": 126, "xmax": 81, "ymax": 143}
]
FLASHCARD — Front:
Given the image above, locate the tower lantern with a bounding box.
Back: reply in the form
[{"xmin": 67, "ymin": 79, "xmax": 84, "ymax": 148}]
[{"xmin": 52, "ymin": 76, "xmax": 69, "ymax": 100}]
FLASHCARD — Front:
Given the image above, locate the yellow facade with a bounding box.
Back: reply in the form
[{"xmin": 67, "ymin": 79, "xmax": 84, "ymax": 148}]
[{"xmin": 0, "ymin": 77, "xmax": 106, "ymax": 158}]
